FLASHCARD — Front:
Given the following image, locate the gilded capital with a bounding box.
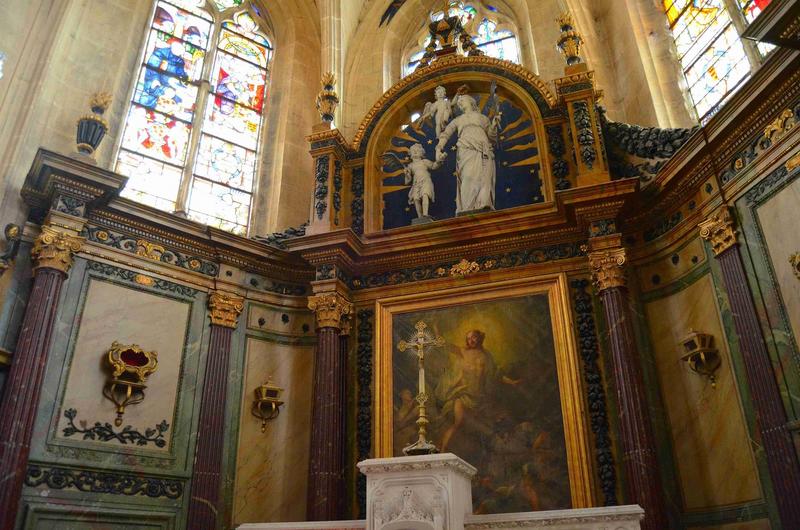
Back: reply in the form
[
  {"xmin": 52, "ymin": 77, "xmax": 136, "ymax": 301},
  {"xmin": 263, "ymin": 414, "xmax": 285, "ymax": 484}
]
[
  {"xmin": 208, "ymin": 291, "xmax": 245, "ymax": 329},
  {"xmin": 587, "ymin": 247, "xmax": 627, "ymax": 291},
  {"xmin": 308, "ymin": 292, "xmax": 353, "ymax": 329},
  {"xmin": 699, "ymin": 207, "xmax": 738, "ymax": 256},
  {"xmin": 31, "ymin": 225, "xmax": 84, "ymax": 274}
]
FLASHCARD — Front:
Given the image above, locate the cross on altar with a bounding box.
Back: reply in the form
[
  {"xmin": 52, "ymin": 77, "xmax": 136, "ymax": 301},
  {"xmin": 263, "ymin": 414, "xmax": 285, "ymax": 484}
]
[{"xmin": 397, "ymin": 320, "xmax": 445, "ymax": 455}]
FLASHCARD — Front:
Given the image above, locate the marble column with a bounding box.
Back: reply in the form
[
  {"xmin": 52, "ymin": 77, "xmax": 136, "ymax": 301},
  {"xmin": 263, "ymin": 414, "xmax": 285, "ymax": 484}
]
[
  {"xmin": 0, "ymin": 226, "xmax": 83, "ymax": 529},
  {"xmin": 186, "ymin": 291, "xmax": 244, "ymax": 530},
  {"xmin": 700, "ymin": 207, "xmax": 800, "ymax": 529},
  {"xmin": 586, "ymin": 236, "xmax": 669, "ymax": 530},
  {"xmin": 306, "ymin": 291, "xmax": 352, "ymax": 521}
]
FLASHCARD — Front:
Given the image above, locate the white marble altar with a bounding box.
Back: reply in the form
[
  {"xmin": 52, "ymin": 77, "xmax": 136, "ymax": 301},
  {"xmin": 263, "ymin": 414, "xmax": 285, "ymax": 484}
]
[
  {"xmin": 237, "ymin": 454, "xmax": 644, "ymax": 530},
  {"xmin": 358, "ymin": 453, "xmax": 476, "ymax": 530}
]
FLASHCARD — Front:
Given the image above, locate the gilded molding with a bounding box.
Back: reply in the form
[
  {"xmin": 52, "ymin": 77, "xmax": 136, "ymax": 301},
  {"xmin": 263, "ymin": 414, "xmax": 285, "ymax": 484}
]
[
  {"xmin": 308, "ymin": 292, "xmax": 353, "ymax": 329},
  {"xmin": 763, "ymin": 108, "xmax": 796, "ymax": 142},
  {"xmin": 698, "ymin": 207, "xmax": 738, "ymax": 256},
  {"xmin": 31, "ymin": 225, "xmax": 84, "ymax": 274},
  {"xmin": 587, "ymin": 247, "xmax": 627, "ymax": 291},
  {"xmin": 449, "ymin": 259, "xmax": 481, "ymax": 278},
  {"xmin": 208, "ymin": 291, "xmax": 245, "ymax": 328},
  {"xmin": 790, "ymin": 253, "xmax": 800, "ymax": 281},
  {"xmin": 787, "ymin": 152, "xmax": 800, "ymax": 171}
]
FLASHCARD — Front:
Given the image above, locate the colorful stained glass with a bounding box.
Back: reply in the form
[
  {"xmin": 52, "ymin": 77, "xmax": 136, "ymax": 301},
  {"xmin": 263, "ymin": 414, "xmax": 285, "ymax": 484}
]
[
  {"xmin": 203, "ymin": 96, "xmax": 262, "ymax": 149},
  {"xmin": 478, "ymin": 35, "xmax": 519, "ymax": 63},
  {"xmin": 219, "ymin": 27, "xmax": 271, "ymax": 67},
  {"xmin": 738, "ymin": 0, "xmax": 772, "ymax": 23},
  {"xmin": 212, "ymin": 0, "xmax": 244, "ymax": 11},
  {"xmin": 116, "ymin": 150, "xmax": 183, "ymax": 211},
  {"xmin": 211, "ymin": 52, "xmax": 267, "ymax": 109},
  {"xmin": 165, "ymin": 0, "xmax": 211, "ymax": 20},
  {"xmin": 187, "ymin": 177, "xmax": 251, "ymax": 235},
  {"xmin": 133, "ymin": 66, "xmax": 198, "ymax": 121},
  {"xmin": 153, "ymin": 1, "xmax": 212, "ymax": 48},
  {"xmin": 671, "ymin": 1, "xmax": 727, "ymax": 63},
  {"xmin": 116, "ymin": 1, "xmax": 272, "ymax": 235},
  {"xmin": 143, "ymin": 29, "xmax": 206, "ymax": 81},
  {"xmin": 121, "ymin": 105, "xmax": 191, "ymax": 163},
  {"xmin": 194, "ymin": 135, "xmax": 256, "ymax": 191},
  {"xmin": 686, "ymin": 28, "xmax": 750, "ymax": 117},
  {"xmin": 665, "ymin": 0, "xmax": 755, "ymax": 121}
]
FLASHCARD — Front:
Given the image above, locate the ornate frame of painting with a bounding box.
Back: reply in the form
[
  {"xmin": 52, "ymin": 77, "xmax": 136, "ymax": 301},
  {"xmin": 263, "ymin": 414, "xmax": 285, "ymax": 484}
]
[{"xmin": 374, "ymin": 273, "xmax": 595, "ymax": 509}]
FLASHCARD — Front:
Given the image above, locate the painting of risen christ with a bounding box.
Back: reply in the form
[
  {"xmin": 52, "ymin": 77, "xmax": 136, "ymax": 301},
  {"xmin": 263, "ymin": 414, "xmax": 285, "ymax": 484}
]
[{"xmin": 390, "ymin": 294, "xmax": 572, "ymax": 514}]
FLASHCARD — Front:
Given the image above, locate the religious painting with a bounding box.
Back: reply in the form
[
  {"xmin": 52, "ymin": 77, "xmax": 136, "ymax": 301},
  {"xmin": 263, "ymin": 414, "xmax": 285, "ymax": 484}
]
[
  {"xmin": 380, "ymin": 83, "xmax": 543, "ymax": 229},
  {"xmin": 376, "ymin": 276, "xmax": 594, "ymax": 515}
]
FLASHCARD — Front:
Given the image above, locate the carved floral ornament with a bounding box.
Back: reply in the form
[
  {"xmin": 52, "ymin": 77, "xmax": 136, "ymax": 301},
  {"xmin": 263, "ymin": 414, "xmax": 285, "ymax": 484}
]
[
  {"xmin": 208, "ymin": 291, "xmax": 245, "ymax": 329},
  {"xmin": 31, "ymin": 225, "xmax": 84, "ymax": 274},
  {"xmin": 698, "ymin": 207, "xmax": 738, "ymax": 256},
  {"xmin": 308, "ymin": 292, "xmax": 353, "ymax": 329},
  {"xmin": 586, "ymin": 247, "xmax": 627, "ymax": 291}
]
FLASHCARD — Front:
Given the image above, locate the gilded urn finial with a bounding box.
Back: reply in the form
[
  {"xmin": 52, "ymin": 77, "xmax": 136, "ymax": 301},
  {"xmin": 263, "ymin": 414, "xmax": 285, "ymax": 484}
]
[
  {"xmin": 557, "ymin": 12, "xmax": 583, "ymax": 67},
  {"xmin": 316, "ymin": 72, "xmax": 339, "ymax": 125},
  {"xmin": 76, "ymin": 91, "xmax": 113, "ymax": 159}
]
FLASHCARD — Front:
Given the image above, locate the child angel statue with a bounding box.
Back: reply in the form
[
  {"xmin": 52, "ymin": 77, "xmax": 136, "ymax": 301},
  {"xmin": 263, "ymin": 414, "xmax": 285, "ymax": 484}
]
[{"xmin": 396, "ymin": 143, "xmax": 446, "ymax": 220}]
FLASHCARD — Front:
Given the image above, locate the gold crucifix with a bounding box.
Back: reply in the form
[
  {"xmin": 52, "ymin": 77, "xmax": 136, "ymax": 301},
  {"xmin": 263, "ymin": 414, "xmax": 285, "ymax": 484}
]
[{"xmin": 397, "ymin": 320, "xmax": 445, "ymax": 455}]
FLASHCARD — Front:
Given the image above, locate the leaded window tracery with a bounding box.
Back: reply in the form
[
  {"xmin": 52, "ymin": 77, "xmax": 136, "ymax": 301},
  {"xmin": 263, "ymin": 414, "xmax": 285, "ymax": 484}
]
[
  {"xmin": 116, "ymin": 0, "xmax": 272, "ymax": 235},
  {"xmin": 664, "ymin": 0, "xmax": 772, "ymax": 123}
]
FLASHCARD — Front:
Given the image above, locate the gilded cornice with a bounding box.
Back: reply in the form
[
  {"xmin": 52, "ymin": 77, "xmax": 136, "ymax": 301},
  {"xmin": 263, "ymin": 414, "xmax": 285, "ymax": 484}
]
[
  {"xmin": 87, "ymin": 207, "xmax": 312, "ymax": 283},
  {"xmin": 351, "ymin": 55, "xmax": 557, "ymax": 150},
  {"xmin": 698, "ymin": 206, "xmax": 738, "ymax": 256},
  {"xmin": 31, "ymin": 225, "xmax": 84, "ymax": 274},
  {"xmin": 308, "ymin": 292, "xmax": 353, "ymax": 329},
  {"xmin": 208, "ymin": 291, "xmax": 245, "ymax": 328}
]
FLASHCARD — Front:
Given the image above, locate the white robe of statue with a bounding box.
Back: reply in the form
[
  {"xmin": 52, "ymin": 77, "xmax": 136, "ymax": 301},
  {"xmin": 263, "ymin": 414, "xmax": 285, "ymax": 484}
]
[{"xmin": 436, "ymin": 95, "xmax": 500, "ymax": 214}]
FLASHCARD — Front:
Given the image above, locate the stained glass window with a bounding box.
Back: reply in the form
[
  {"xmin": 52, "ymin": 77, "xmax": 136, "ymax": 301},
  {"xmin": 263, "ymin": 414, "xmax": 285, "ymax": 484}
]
[
  {"xmin": 404, "ymin": 3, "xmax": 519, "ymax": 76},
  {"xmin": 117, "ymin": 1, "xmax": 272, "ymax": 235},
  {"xmin": 664, "ymin": 0, "xmax": 770, "ymax": 123}
]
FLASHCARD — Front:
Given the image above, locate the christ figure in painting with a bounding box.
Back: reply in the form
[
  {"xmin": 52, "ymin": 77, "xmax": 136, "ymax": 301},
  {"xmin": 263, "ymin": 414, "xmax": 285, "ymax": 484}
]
[{"xmin": 435, "ymin": 329, "xmax": 521, "ymax": 452}]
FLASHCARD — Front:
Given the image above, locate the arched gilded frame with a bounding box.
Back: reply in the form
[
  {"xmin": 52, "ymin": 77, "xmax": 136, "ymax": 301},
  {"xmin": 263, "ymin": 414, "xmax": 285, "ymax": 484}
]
[
  {"xmin": 355, "ymin": 56, "xmax": 559, "ymax": 234},
  {"xmin": 115, "ymin": 0, "xmax": 274, "ymax": 235}
]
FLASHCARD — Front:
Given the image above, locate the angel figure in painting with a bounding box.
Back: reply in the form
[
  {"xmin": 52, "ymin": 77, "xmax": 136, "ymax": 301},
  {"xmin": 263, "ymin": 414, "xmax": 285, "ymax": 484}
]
[
  {"xmin": 436, "ymin": 93, "xmax": 501, "ymax": 214},
  {"xmin": 403, "ymin": 143, "xmax": 446, "ymax": 221},
  {"xmin": 434, "ymin": 329, "xmax": 521, "ymax": 453},
  {"xmin": 421, "ymin": 85, "xmax": 453, "ymax": 136}
]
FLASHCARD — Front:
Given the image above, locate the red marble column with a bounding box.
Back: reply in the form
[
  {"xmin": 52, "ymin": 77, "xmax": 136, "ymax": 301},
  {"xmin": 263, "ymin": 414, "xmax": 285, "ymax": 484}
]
[
  {"xmin": 587, "ymin": 239, "xmax": 669, "ymax": 530},
  {"xmin": 186, "ymin": 292, "xmax": 244, "ymax": 530},
  {"xmin": 700, "ymin": 209, "xmax": 800, "ymax": 528},
  {"xmin": 0, "ymin": 226, "xmax": 83, "ymax": 529},
  {"xmin": 306, "ymin": 292, "xmax": 351, "ymax": 521}
]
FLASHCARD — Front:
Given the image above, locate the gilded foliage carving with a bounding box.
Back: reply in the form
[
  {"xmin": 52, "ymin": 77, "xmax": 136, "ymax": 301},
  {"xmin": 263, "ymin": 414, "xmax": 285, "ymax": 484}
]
[
  {"xmin": 698, "ymin": 207, "xmax": 738, "ymax": 256},
  {"xmin": 208, "ymin": 291, "xmax": 245, "ymax": 329},
  {"xmin": 31, "ymin": 225, "xmax": 84, "ymax": 274},
  {"xmin": 586, "ymin": 247, "xmax": 627, "ymax": 291},
  {"xmin": 308, "ymin": 292, "xmax": 353, "ymax": 329}
]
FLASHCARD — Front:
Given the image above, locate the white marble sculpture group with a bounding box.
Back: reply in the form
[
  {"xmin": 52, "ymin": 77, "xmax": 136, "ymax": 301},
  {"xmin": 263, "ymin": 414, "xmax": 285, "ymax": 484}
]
[{"xmin": 399, "ymin": 85, "xmax": 502, "ymax": 222}]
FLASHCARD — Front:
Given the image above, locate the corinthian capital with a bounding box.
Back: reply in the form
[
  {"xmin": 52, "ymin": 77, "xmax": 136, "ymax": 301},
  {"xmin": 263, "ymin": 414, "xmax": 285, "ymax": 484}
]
[
  {"xmin": 208, "ymin": 291, "xmax": 245, "ymax": 328},
  {"xmin": 31, "ymin": 225, "xmax": 84, "ymax": 274},
  {"xmin": 698, "ymin": 207, "xmax": 738, "ymax": 256},
  {"xmin": 308, "ymin": 292, "xmax": 352, "ymax": 330},
  {"xmin": 587, "ymin": 247, "xmax": 627, "ymax": 291}
]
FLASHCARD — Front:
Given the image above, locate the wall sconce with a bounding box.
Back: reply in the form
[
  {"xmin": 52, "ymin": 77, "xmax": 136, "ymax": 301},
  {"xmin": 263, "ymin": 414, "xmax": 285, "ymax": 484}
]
[
  {"xmin": 0, "ymin": 224, "xmax": 22, "ymax": 276},
  {"xmin": 251, "ymin": 379, "xmax": 284, "ymax": 432},
  {"xmin": 680, "ymin": 330, "xmax": 721, "ymax": 388},
  {"xmin": 102, "ymin": 342, "xmax": 158, "ymax": 426}
]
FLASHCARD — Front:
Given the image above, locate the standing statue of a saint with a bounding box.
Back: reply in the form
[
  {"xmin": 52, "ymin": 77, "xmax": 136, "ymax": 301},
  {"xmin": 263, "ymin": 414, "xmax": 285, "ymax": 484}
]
[{"xmin": 435, "ymin": 93, "xmax": 501, "ymax": 214}]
